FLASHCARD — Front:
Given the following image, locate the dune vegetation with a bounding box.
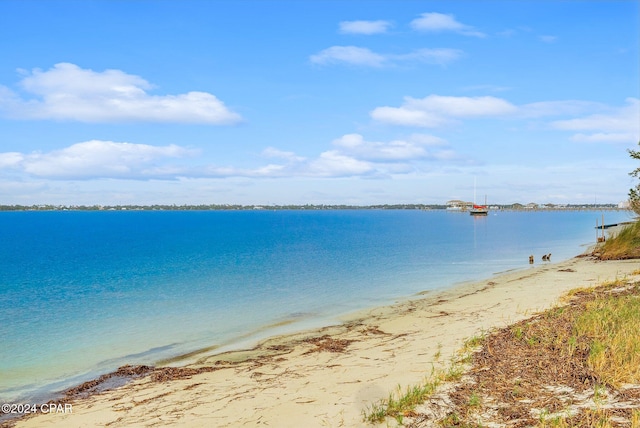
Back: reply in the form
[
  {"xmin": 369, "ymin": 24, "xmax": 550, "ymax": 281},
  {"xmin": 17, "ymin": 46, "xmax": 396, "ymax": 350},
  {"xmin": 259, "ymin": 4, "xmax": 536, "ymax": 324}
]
[{"xmin": 595, "ymin": 220, "xmax": 640, "ymax": 260}]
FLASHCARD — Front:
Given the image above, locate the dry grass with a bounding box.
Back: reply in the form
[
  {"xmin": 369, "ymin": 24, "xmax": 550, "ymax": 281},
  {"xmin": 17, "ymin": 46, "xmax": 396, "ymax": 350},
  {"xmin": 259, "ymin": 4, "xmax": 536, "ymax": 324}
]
[
  {"xmin": 572, "ymin": 286, "xmax": 640, "ymax": 387},
  {"xmin": 595, "ymin": 221, "xmax": 640, "ymax": 260},
  {"xmin": 380, "ymin": 279, "xmax": 640, "ymax": 427}
]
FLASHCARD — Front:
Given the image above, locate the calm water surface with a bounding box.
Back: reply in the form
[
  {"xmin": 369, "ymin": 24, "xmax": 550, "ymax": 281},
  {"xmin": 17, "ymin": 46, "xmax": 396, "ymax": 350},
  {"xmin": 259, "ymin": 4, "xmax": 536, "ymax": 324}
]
[{"xmin": 0, "ymin": 209, "xmax": 632, "ymax": 402}]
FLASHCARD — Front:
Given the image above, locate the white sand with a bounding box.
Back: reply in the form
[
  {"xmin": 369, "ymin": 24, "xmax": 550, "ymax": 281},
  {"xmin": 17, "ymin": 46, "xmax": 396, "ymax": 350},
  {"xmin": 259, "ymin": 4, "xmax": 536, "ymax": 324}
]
[{"xmin": 12, "ymin": 255, "xmax": 639, "ymax": 428}]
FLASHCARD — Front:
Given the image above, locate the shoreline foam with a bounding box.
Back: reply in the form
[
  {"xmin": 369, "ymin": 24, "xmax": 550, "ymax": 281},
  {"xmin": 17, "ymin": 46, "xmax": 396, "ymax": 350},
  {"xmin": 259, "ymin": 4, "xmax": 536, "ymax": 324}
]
[{"xmin": 6, "ymin": 254, "xmax": 639, "ymax": 428}]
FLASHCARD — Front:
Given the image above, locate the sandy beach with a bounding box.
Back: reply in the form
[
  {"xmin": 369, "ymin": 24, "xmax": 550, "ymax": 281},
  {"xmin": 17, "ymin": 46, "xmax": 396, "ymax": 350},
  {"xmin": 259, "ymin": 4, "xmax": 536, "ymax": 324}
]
[{"xmin": 6, "ymin": 254, "xmax": 639, "ymax": 428}]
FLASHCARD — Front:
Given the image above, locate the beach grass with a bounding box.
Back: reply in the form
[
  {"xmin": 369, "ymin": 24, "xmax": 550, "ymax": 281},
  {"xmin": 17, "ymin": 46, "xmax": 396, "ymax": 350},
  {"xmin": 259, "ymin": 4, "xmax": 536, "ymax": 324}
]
[
  {"xmin": 569, "ymin": 282, "xmax": 640, "ymax": 386},
  {"xmin": 362, "ymin": 370, "xmax": 443, "ymax": 424},
  {"xmin": 361, "ymin": 334, "xmax": 486, "ymax": 424},
  {"xmin": 595, "ymin": 220, "xmax": 640, "ymax": 260}
]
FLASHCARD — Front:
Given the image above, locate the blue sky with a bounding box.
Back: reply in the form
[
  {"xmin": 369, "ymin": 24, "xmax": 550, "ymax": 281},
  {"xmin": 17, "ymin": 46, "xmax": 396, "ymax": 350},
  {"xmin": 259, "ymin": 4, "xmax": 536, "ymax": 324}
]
[{"xmin": 0, "ymin": 1, "xmax": 638, "ymax": 206}]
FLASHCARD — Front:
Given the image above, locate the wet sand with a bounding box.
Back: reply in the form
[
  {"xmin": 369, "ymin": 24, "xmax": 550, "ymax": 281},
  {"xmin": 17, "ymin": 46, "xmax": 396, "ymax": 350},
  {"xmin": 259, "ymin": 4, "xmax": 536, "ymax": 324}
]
[{"xmin": 8, "ymin": 254, "xmax": 639, "ymax": 428}]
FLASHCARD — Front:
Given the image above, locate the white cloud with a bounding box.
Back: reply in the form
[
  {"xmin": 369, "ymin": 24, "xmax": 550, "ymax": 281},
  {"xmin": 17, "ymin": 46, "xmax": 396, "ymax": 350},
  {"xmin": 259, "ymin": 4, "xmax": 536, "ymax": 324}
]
[
  {"xmin": 307, "ymin": 151, "xmax": 375, "ymax": 177},
  {"xmin": 408, "ymin": 95, "xmax": 516, "ymax": 116},
  {"xmin": 551, "ymin": 98, "xmax": 640, "ymax": 143},
  {"xmin": 333, "ymin": 133, "xmax": 425, "ymax": 161},
  {"xmin": 310, "ymin": 46, "xmax": 387, "ymax": 67},
  {"xmin": 252, "ymin": 163, "xmax": 288, "ymax": 176},
  {"xmin": 0, "ymin": 152, "xmax": 24, "ymax": 168},
  {"xmin": 410, "ymin": 12, "xmax": 486, "ymax": 38},
  {"xmin": 0, "ymin": 63, "xmax": 242, "ymax": 124},
  {"xmin": 200, "ymin": 133, "xmax": 457, "ymax": 179},
  {"xmin": 370, "ymin": 106, "xmax": 446, "ymax": 127},
  {"xmin": 339, "ymin": 20, "xmax": 392, "ymax": 35},
  {"xmin": 7, "ymin": 133, "xmax": 449, "ymax": 181},
  {"xmin": 551, "ymin": 98, "xmax": 639, "ymax": 132},
  {"xmin": 408, "ymin": 133, "xmax": 449, "ymax": 146},
  {"xmin": 371, "ymin": 95, "xmax": 517, "ymax": 127},
  {"xmin": 203, "ymin": 150, "xmax": 375, "ymax": 179},
  {"xmin": 310, "ymin": 46, "xmax": 461, "ymax": 67},
  {"xmin": 261, "ymin": 147, "xmax": 306, "ymax": 162},
  {"xmin": 332, "ymin": 133, "xmax": 448, "ymax": 161},
  {"xmin": 391, "ymin": 48, "xmax": 463, "ymax": 65},
  {"xmin": 251, "ymin": 133, "xmax": 455, "ymax": 178},
  {"xmin": 0, "ymin": 140, "xmax": 196, "ymax": 179},
  {"xmin": 370, "ymin": 95, "xmax": 637, "ymax": 145},
  {"xmin": 306, "ymin": 137, "xmax": 460, "ymax": 177}
]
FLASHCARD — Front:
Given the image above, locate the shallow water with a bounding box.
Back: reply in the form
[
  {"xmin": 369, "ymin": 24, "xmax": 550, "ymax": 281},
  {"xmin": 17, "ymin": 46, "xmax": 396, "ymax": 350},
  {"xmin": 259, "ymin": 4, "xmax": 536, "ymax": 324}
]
[{"xmin": 0, "ymin": 209, "xmax": 632, "ymax": 401}]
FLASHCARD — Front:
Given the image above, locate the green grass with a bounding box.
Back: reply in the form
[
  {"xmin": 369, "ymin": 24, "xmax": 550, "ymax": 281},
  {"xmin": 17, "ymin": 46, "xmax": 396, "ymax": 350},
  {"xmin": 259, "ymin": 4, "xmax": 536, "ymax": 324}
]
[
  {"xmin": 361, "ymin": 334, "xmax": 486, "ymax": 424},
  {"xmin": 467, "ymin": 391, "xmax": 482, "ymax": 407},
  {"xmin": 362, "ymin": 379, "xmax": 442, "ymax": 424}
]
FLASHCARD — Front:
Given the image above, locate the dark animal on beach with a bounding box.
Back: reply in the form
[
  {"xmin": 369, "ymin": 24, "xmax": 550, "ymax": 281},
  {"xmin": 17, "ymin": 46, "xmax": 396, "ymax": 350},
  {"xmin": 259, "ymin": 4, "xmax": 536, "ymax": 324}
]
[
  {"xmin": 529, "ymin": 255, "xmax": 534, "ymax": 264},
  {"xmin": 541, "ymin": 253, "xmax": 551, "ymax": 261}
]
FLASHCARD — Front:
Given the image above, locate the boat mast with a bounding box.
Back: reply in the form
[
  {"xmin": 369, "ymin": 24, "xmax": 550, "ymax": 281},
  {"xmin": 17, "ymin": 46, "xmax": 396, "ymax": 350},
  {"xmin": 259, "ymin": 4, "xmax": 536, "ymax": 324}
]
[{"xmin": 474, "ymin": 177, "xmax": 477, "ymax": 205}]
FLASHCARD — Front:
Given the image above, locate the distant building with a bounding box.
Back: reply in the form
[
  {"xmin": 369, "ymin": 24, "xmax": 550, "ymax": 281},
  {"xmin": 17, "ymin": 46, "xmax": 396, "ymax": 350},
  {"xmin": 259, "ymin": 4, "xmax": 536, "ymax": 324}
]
[
  {"xmin": 446, "ymin": 200, "xmax": 463, "ymax": 210},
  {"xmin": 446, "ymin": 200, "xmax": 472, "ymax": 211},
  {"xmin": 619, "ymin": 201, "xmax": 631, "ymax": 209}
]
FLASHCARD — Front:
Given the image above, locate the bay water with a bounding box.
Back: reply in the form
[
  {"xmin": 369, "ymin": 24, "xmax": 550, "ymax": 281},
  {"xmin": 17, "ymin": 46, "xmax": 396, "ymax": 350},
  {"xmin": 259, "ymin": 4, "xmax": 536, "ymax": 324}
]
[{"xmin": 0, "ymin": 209, "xmax": 632, "ymax": 402}]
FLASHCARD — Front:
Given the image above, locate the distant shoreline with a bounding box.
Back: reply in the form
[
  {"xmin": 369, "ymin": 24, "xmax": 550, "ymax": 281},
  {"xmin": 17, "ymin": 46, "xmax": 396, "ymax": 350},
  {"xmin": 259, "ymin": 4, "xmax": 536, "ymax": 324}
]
[{"xmin": 0, "ymin": 204, "xmax": 628, "ymax": 212}]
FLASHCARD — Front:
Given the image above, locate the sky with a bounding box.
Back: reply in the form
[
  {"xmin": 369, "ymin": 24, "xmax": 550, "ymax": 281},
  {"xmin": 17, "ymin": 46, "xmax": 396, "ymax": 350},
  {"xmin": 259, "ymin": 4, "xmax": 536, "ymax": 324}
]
[{"xmin": 0, "ymin": 0, "xmax": 638, "ymax": 206}]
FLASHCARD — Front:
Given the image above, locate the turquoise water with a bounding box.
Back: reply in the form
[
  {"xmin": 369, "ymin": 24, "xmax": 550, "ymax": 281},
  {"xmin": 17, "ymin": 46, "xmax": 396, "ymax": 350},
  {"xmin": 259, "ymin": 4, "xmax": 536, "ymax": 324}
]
[{"xmin": 0, "ymin": 209, "xmax": 632, "ymax": 402}]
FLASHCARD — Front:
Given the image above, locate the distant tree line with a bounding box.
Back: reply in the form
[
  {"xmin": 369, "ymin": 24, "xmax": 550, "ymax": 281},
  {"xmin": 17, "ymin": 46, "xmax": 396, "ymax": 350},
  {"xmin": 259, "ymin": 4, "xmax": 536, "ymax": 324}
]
[{"xmin": 0, "ymin": 203, "xmax": 624, "ymax": 212}]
